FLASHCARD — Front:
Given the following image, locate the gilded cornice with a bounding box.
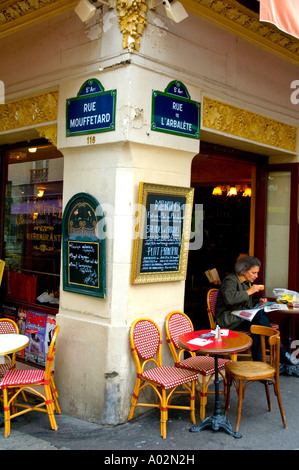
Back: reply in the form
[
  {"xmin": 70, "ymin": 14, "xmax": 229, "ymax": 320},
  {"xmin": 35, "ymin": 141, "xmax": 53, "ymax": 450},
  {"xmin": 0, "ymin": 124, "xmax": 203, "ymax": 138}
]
[
  {"xmin": 0, "ymin": 0, "xmax": 78, "ymax": 38},
  {"xmin": 0, "ymin": 91, "xmax": 58, "ymax": 131},
  {"xmin": 182, "ymin": 0, "xmax": 299, "ymax": 65},
  {"xmin": 37, "ymin": 124, "xmax": 57, "ymax": 146},
  {"xmin": 117, "ymin": 0, "xmax": 147, "ymax": 51},
  {"xmin": 202, "ymin": 96, "xmax": 298, "ymax": 153},
  {"xmin": 0, "ymin": 0, "xmax": 299, "ymax": 63}
]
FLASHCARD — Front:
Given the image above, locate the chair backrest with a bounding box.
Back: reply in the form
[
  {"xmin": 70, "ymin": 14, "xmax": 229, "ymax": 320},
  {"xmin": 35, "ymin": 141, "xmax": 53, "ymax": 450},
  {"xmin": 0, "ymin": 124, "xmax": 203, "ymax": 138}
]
[
  {"xmin": 130, "ymin": 319, "xmax": 162, "ymax": 372},
  {"xmin": 250, "ymin": 324, "xmax": 280, "ymax": 363},
  {"xmin": 207, "ymin": 288, "xmax": 218, "ymax": 329},
  {"xmin": 44, "ymin": 325, "xmax": 60, "ymax": 381},
  {"xmin": 268, "ymin": 334, "xmax": 281, "ymax": 372},
  {"xmin": 0, "ymin": 318, "xmax": 19, "ymax": 335},
  {"xmin": 165, "ymin": 311, "xmax": 194, "ymax": 363}
]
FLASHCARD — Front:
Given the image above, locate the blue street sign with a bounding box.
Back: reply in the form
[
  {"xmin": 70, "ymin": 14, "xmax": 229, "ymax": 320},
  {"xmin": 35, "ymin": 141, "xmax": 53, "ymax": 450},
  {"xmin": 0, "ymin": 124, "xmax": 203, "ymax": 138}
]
[
  {"xmin": 151, "ymin": 80, "xmax": 200, "ymax": 139},
  {"xmin": 66, "ymin": 78, "xmax": 116, "ymax": 137}
]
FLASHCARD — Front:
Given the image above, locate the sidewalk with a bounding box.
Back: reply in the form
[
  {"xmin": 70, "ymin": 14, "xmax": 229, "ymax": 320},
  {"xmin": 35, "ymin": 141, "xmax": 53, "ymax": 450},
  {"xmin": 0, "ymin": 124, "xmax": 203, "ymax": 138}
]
[{"xmin": 0, "ymin": 374, "xmax": 299, "ymax": 451}]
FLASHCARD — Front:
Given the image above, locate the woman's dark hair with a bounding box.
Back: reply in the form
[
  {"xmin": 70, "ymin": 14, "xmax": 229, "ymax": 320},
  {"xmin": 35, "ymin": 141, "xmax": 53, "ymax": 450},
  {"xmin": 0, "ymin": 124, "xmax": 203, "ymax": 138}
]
[{"xmin": 234, "ymin": 256, "xmax": 261, "ymax": 275}]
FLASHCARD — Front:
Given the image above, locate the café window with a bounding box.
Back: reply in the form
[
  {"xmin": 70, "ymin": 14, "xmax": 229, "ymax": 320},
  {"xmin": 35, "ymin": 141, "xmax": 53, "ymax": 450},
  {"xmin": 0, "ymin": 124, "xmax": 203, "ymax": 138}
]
[{"xmin": 3, "ymin": 143, "xmax": 63, "ymax": 308}]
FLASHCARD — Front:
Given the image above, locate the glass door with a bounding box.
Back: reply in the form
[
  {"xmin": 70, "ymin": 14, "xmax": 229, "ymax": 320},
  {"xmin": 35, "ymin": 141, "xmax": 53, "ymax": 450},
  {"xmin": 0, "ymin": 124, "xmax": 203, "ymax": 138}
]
[{"xmin": 258, "ymin": 164, "xmax": 299, "ymax": 297}]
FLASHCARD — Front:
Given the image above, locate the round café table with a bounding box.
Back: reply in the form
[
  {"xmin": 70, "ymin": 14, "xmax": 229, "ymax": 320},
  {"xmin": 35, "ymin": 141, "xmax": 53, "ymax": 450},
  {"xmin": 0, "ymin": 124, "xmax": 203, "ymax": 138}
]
[
  {"xmin": 0, "ymin": 334, "xmax": 29, "ymax": 359},
  {"xmin": 179, "ymin": 329, "xmax": 252, "ymax": 439},
  {"xmin": 0, "ymin": 334, "xmax": 30, "ymax": 425}
]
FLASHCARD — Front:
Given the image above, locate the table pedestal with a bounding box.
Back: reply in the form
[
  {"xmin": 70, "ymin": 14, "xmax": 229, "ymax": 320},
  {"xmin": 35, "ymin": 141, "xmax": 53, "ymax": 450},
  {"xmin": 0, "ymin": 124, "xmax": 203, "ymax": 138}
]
[{"xmin": 189, "ymin": 356, "xmax": 242, "ymax": 439}]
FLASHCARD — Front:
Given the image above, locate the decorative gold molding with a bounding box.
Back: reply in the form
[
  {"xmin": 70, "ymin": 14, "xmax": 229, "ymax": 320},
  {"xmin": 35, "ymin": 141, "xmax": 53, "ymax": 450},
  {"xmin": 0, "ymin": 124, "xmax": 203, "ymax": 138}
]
[
  {"xmin": 116, "ymin": 0, "xmax": 147, "ymax": 51},
  {"xmin": 0, "ymin": 0, "xmax": 78, "ymax": 38},
  {"xmin": 37, "ymin": 124, "xmax": 57, "ymax": 146},
  {"xmin": 0, "ymin": 91, "xmax": 58, "ymax": 132},
  {"xmin": 202, "ymin": 96, "xmax": 297, "ymax": 153},
  {"xmin": 1, "ymin": 0, "xmax": 299, "ymax": 64},
  {"xmin": 182, "ymin": 0, "xmax": 299, "ymax": 65}
]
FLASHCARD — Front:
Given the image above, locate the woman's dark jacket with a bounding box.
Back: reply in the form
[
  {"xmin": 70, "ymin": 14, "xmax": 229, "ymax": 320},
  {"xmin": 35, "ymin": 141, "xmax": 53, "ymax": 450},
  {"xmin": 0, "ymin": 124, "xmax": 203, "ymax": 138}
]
[{"xmin": 215, "ymin": 273, "xmax": 254, "ymax": 329}]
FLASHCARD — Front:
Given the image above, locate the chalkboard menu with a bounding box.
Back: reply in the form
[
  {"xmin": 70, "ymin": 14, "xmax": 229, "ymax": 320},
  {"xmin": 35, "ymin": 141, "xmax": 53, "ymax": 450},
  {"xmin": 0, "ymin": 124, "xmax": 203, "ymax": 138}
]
[
  {"xmin": 131, "ymin": 183, "xmax": 194, "ymax": 284},
  {"xmin": 63, "ymin": 193, "xmax": 106, "ymax": 297},
  {"xmin": 68, "ymin": 241, "xmax": 99, "ymax": 288}
]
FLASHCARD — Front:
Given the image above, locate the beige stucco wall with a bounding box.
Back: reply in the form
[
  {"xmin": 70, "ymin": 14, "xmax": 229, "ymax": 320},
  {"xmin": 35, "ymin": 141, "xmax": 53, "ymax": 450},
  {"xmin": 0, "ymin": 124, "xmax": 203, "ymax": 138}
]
[
  {"xmin": 56, "ymin": 62, "xmax": 198, "ymax": 421},
  {"xmin": 0, "ymin": 5, "xmax": 298, "ymax": 423}
]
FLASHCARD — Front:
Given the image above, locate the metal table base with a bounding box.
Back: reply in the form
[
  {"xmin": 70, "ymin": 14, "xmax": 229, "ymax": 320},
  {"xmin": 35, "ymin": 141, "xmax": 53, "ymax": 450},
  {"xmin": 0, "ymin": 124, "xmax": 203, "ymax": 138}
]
[{"xmin": 189, "ymin": 355, "xmax": 242, "ymax": 438}]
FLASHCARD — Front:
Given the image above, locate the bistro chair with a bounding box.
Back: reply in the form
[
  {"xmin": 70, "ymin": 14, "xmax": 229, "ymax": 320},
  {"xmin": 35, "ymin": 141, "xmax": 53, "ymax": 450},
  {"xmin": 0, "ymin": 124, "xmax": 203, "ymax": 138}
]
[
  {"xmin": 224, "ymin": 325, "xmax": 287, "ymax": 433},
  {"xmin": 0, "ymin": 325, "xmax": 61, "ymax": 437},
  {"xmin": 128, "ymin": 318, "xmax": 199, "ymax": 439},
  {"xmin": 207, "ymin": 288, "xmax": 218, "ymax": 329},
  {"xmin": 207, "ymin": 289, "xmax": 238, "ymax": 361},
  {"xmin": 0, "ymin": 319, "xmax": 20, "ymax": 378},
  {"xmin": 165, "ymin": 311, "xmax": 231, "ymax": 421}
]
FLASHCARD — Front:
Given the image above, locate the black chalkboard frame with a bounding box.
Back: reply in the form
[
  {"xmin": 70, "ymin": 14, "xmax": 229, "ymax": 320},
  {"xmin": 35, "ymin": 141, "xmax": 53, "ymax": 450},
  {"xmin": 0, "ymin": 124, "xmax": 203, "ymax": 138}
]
[
  {"xmin": 62, "ymin": 193, "xmax": 106, "ymax": 297},
  {"xmin": 131, "ymin": 183, "xmax": 194, "ymax": 284}
]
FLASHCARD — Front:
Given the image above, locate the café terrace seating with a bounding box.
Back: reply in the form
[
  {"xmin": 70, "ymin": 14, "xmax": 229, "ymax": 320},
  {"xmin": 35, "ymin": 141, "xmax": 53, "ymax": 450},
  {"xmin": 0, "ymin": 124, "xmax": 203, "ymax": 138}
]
[{"xmin": 128, "ymin": 318, "xmax": 199, "ymax": 439}]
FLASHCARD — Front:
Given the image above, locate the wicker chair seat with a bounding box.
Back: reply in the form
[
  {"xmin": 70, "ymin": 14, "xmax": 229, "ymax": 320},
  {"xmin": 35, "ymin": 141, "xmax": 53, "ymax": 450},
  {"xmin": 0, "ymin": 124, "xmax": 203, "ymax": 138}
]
[
  {"xmin": 177, "ymin": 355, "xmax": 230, "ymax": 376},
  {"xmin": 0, "ymin": 369, "xmax": 46, "ymax": 388},
  {"xmin": 141, "ymin": 366, "xmax": 198, "ymax": 390}
]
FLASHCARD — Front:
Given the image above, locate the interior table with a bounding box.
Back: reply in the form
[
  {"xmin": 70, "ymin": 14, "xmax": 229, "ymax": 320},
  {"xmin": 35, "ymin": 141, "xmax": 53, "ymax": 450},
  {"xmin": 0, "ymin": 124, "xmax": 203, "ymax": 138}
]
[{"xmin": 179, "ymin": 329, "xmax": 252, "ymax": 439}]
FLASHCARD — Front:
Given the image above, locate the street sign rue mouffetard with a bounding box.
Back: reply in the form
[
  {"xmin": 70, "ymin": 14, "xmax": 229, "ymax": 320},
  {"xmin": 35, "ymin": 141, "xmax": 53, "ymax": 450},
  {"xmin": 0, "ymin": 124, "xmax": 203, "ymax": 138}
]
[
  {"xmin": 151, "ymin": 80, "xmax": 200, "ymax": 139},
  {"xmin": 66, "ymin": 78, "xmax": 117, "ymax": 137},
  {"xmin": 66, "ymin": 79, "xmax": 199, "ymax": 139}
]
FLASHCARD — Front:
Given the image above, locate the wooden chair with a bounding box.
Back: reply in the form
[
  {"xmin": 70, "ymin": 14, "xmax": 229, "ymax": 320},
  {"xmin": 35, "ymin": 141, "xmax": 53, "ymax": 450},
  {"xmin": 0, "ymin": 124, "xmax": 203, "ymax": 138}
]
[
  {"xmin": 224, "ymin": 325, "xmax": 287, "ymax": 433},
  {"xmin": 128, "ymin": 318, "xmax": 199, "ymax": 439},
  {"xmin": 0, "ymin": 325, "xmax": 61, "ymax": 437},
  {"xmin": 0, "ymin": 319, "xmax": 19, "ymax": 378},
  {"xmin": 165, "ymin": 311, "xmax": 231, "ymax": 421}
]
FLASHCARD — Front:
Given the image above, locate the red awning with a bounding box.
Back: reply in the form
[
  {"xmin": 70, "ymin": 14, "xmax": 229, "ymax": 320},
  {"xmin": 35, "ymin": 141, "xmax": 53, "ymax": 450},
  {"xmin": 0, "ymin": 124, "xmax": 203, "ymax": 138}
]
[{"xmin": 260, "ymin": 0, "xmax": 299, "ymax": 39}]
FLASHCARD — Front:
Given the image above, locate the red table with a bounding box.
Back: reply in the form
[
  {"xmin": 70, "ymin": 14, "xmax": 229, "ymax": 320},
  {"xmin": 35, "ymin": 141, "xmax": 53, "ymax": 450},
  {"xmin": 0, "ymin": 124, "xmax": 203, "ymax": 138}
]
[{"xmin": 179, "ymin": 329, "xmax": 252, "ymax": 438}]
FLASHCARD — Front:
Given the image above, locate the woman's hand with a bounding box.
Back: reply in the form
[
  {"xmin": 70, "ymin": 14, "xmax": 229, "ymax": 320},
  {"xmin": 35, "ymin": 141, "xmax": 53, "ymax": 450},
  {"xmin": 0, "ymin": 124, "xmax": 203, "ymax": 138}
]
[{"xmin": 247, "ymin": 284, "xmax": 261, "ymax": 296}]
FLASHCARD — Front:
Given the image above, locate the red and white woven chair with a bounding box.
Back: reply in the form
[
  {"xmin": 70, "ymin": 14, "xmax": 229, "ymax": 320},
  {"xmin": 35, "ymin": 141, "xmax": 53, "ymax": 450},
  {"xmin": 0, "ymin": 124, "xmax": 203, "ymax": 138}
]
[
  {"xmin": 0, "ymin": 319, "xmax": 20, "ymax": 378},
  {"xmin": 207, "ymin": 288, "xmax": 218, "ymax": 330},
  {"xmin": 165, "ymin": 311, "xmax": 231, "ymax": 421},
  {"xmin": 0, "ymin": 325, "xmax": 61, "ymax": 437},
  {"xmin": 128, "ymin": 318, "xmax": 199, "ymax": 439}
]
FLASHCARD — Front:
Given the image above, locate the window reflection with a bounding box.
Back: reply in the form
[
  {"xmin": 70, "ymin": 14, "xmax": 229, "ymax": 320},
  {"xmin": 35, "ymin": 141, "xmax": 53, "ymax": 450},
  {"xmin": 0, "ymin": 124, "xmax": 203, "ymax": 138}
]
[{"xmin": 4, "ymin": 143, "xmax": 63, "ymax": 306}]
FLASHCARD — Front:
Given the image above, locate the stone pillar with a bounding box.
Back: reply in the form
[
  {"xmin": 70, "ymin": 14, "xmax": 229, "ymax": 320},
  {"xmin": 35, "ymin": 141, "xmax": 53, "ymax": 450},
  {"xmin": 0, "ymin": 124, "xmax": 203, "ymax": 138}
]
[{"xmin": 55, "ymin": 63, "xmax": 199, "ymax": 422}]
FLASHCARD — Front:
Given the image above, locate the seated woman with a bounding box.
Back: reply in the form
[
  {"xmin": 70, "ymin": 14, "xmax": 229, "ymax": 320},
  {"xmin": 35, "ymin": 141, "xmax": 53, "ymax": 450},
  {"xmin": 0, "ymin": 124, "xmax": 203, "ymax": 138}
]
[{"xmin": 215, "ymin": 255, "xmax": 298, "ymax": 365}]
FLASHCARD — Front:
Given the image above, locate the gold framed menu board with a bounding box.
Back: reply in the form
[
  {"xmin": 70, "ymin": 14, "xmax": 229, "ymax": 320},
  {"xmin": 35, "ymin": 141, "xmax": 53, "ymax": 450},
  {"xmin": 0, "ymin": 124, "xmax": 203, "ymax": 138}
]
[{"xmin": 131, "ymin": 183, "xmax": 194, "ymax": 284}]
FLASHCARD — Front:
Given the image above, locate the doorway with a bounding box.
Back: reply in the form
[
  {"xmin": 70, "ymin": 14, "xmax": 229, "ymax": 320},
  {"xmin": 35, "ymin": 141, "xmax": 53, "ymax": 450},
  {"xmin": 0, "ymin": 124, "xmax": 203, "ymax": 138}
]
[{"xmin": 184, "ymin": 142, "xmax": 267, "ymax": 330}]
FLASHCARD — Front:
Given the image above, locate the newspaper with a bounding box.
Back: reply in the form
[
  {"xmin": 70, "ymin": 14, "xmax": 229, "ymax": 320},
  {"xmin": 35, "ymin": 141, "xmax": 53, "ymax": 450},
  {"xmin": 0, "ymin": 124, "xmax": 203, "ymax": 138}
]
[{"xmin": 231, "ymin": 307, "xmax": 260, "ymax": 322}]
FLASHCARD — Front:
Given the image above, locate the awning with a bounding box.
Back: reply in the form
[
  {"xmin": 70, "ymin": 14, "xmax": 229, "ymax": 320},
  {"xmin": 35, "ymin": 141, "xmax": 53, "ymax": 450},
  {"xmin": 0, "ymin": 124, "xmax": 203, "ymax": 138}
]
[{"xmin": 260, "ymin": 0, "xmax": 299, "ymax": 39}]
